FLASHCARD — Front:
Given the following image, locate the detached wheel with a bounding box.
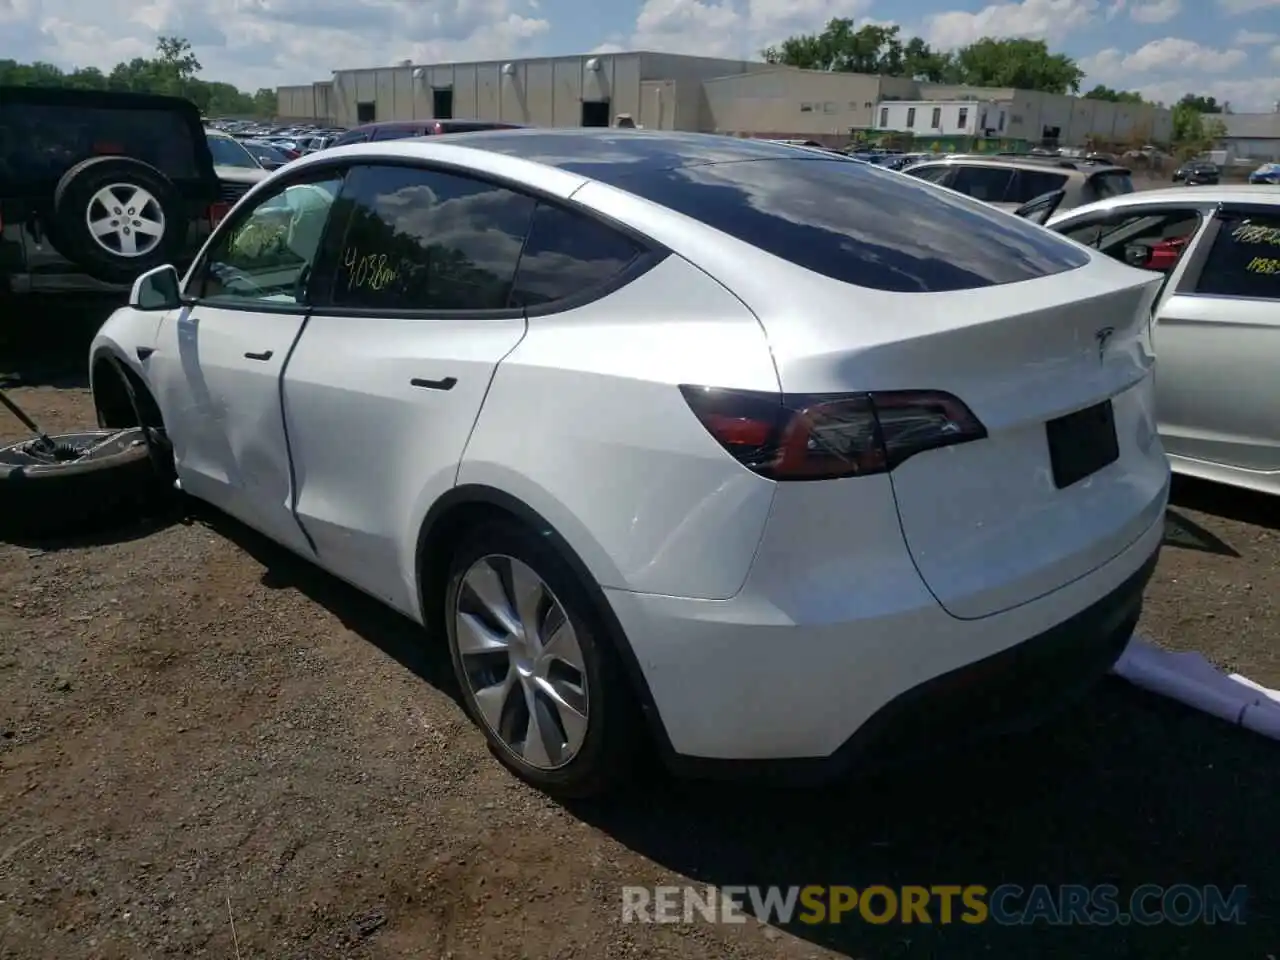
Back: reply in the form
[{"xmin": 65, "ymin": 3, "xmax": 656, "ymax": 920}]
[
  {"xmin": 444, "ymin": 521, "xmax": 645, "ymax": 799},
  {"xmin": 52, "ymin": 157, "xmax": 186, "ymax": 284},
  {"xmin": 0, "ymin": 429, "xmax": 170, "ymax": 540}
]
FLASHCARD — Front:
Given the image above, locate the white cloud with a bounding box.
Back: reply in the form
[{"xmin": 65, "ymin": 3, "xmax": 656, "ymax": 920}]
[
  {"xmin": 1129, "ymin": 0, "xmax": 1179, "ymax": 22},
  {"xmin": 924, "ymin": 0, "xmax": 1100, "ymax": 49},
  {"xmin": 1105, "ymin": 0, "xmax": 1127, "ymax": 18},
  {"xmin": 1272, "ymin": 44, "xmax": 1280, "ymax": 65},
  {"xmin": 1123, "ymin": 37, "xmax": 1247, "ymax": 72},
  {"xmin": 0, "ymin": 0, "xmax": 551, "ymax": 90},
  {"xmin": 627, "ymin": 0, "xmax": 874, "ymax": 59},
  {"xmin": 1081, "ymin": 38, "xmax": 1275, "ymax": 109},
  {"xmin": 1235, "ymin": 28, "xmax": 1278, "ymax": 43}
]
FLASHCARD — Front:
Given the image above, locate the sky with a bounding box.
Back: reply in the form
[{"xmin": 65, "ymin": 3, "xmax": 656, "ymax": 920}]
[{"xmin": 1, "ymin": 0, "xmax": 1279, "ymax": 111}]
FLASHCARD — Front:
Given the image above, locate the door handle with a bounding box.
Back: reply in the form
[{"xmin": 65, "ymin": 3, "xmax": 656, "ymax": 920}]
[
  {"xmin": 410, "ymin": 376, "xmax": 457, "ymax": 391},
  {"xmin": 244, "ymin": 350, "xmax": 274, "ymax": 361},
  {"xmin": 136, "ymin": 346, "xmax": 155, "ymax": 361}
]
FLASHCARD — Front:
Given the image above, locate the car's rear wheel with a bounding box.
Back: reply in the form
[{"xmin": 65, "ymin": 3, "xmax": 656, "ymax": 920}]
[{"xmin": 443, "ymin": 520, "xmax": 644, "ymax": 798}]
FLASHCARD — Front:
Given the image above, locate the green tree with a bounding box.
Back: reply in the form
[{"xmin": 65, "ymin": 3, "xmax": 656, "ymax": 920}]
[
  {"xmin": 762, "ymin": 21, "xmax": 954, "ymax": 79},
  {"xmin": 762, "ymin": 24, "xmax": 1084, "ymax": 94},
  {"xmin": 1083, "ymin": 84, "xmax": 1146, "ymax": 103},
  {"xmin": 0, "ymin": 37, "xmax": 272, "ymax": 117},
  {"xmin": 1171, "ymin": 102, "xmax": 1228, "ymax": 158},
  {"xmin": 949, "ymin": 38, "xmax": 1083, "ymax": 94},
  {"xmin": 1177, "ymin": 93, "xmax": 1223, "ymax": 114}
]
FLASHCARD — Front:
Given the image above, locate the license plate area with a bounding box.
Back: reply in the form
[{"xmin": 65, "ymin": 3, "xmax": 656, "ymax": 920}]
[{"xmin": 1046, "ymin": 400, "xmax": 1119, "ymax": 489}]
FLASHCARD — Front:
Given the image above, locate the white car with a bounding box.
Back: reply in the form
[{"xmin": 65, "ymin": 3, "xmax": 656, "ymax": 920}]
[
  {"xmin": 88, "ymin": 130, "xmax": 1170, "ymax": 797},
  {"xmin": 1032, "ymin": 186, "xmax": 1280, "ymax": 497}
]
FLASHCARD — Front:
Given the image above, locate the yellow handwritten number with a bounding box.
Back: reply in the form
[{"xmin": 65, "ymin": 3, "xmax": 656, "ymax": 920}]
[
  {"xmin": 1232, "ymin": 225, "xmax": 1280, "ymax": 247},
  {"xmin": 342, "ymin": 247, "xmax": 400, "ymax": 292}
]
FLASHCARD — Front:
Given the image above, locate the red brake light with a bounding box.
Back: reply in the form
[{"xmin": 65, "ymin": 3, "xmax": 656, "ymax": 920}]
[
  {"xmin": 208, "ymin": 202, "xmax": 232, "ymax": 226},
  {"xmin": 679, "ymin": 385, "xmax": 987, "ymax": 480},
  {"xmin": 432, "ymin": 122, "xmax": 444, "ymax": 135}
]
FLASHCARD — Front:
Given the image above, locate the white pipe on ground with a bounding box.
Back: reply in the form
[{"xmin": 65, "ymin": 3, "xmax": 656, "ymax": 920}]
[{"xmin": 1111, "ymin": 637, "xmax": 1280, "ymax": 741}]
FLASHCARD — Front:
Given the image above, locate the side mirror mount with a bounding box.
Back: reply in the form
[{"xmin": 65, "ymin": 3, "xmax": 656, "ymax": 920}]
[{"xmin": 128, "ymin": 264, "xmax": 182, "ymax": 311}]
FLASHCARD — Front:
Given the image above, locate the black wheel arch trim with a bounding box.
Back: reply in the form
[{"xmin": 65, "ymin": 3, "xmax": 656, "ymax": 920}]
[{"xmin": 415, "ymin": 483, "xmax": 677, "ymax": 761}]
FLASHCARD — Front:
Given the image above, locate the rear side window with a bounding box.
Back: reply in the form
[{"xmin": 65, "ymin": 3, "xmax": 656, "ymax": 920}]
[
  {"xmin": 1008, "ymin": 169, "xmax": 1068, "ymax": 204},
  {"xmin": 331, "ymin": 130, "xmax": 370, "ymax": 147},
  {"xmin": 322, "ymin": 163, "xmax": 536, "ymax": 311},
  {"xmin": 207, "ymin": 135, "xmax": 259, "ymax": 169},
  {"xmin": 949, "ymin": 166, "xmax": 1013, "ymax": 203},
  {"xmin": 1193, "ymin": 212, "xmax": 1280, "ymax": 300},
  {"xmin": 0, "ymin": 102, "xmax": 200, "ymax": 184},
  {"xmin": 510, "ymin": 203, "xmax": 645, "ymax": 307},
  {"xmin": 371, "ymin": 125, "xmax": 422, "ymax": 142},
  {"xmin": 905, "ymin": 165, "xmax": 951, "ymax": 184},
  {"xmin": 614, "ymin": 158, "xmax": 1088, "ymax": 292},
  {"xmin": 1086, "ymin": 171, "xmax": 1134, "ymax": 201}
]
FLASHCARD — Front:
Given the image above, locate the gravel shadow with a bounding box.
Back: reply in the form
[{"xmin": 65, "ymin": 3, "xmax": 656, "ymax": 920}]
[
  {"xmin": 190, "ymin": 502, "xmax": 463, "ymax": 705},
  {"xmin": 579, "ymin": 683, "xmax": 1279, "ymax": 957},
  {"xmin": 185, "ymin": 502, "xmax": 1280, "ymax": 957},
  {"xmin": 1171, "ymin": 475, "xmax": 1280, "ymax": 533}
]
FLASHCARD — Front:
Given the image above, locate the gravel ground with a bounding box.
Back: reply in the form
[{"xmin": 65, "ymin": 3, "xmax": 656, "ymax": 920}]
[{"xmin": 2, "ymin": 305, "xmax": 1279, "ymax": 959}]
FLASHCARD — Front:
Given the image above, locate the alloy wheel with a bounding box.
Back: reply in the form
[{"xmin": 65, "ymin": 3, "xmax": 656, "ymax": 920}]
[
  {"xmin": 453, "ymin": 554, "xmax": 590, "ymax": 770},
  {"xmin": 85, "ymin": 184, "xmax": 166, "ymax": 257}
]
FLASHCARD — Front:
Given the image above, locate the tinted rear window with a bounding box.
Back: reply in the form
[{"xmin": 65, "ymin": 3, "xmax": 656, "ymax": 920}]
[
  {"xmin": 1088, "ymin": 171, "xmax": 1133, "ymax": 200},
  {"xmin": 1193, "ymin": 211, "xmax": 1280, "ymax": 300},
  {"xmin": 613, "ymin": 158, "xmax": 1088, "ymax": 292}
]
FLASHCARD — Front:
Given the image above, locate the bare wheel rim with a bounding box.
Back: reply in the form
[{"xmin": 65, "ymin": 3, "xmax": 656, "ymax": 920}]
[
  {"xmin": 85, "ymin": 183, "xmax": 165, "ymax": 258},
  {"xmin": 454, "ymin": 554, "xmax": 590, "ymax": 771}
]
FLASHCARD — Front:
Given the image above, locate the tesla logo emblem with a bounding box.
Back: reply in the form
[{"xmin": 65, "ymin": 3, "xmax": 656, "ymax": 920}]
[{"xmin": 1095, "ymin": 326, "xmax": 1115, "ymax": 364}]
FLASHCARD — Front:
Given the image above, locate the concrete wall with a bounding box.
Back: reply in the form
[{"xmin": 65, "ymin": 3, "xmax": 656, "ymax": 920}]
[
  {"xmin": 325, "ymin": 54, "xmax": 647, "ymax": 127},
  {"xmin": 702, "ymin": 68, "xmax": 883, "ymax": 136},
  {"xmin": 1226, "ymin": 138, "xmax": 1280, "ymax": 161},
  {"xmin": 637, "ymin": 53, "xmax": 768, "ymax": 130},
  {"xmin": 1011, "ymin": 91, "xmax": 1171, "ymax": 145},
  {"xmin": 877, "ymin": 100, "xmax": 982, "ymax": 135},
  {"xmin": 277, "ymin": 84, "xmax": 320, "ymax": 119},
  {"xmin": 638, "ymin": 79, "xmax": 678, "ymax": 130}
]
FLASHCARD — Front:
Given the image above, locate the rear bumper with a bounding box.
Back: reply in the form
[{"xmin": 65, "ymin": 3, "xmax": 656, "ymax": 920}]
[{"xmin": 606, "ymin": 506, "xmax": 1164, "ymax": 776}]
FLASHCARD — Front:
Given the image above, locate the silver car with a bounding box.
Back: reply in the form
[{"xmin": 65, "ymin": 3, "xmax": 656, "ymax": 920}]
[{"xmin": 1037, "ymin": 186, "xmax": 1280, "ymax": 496}]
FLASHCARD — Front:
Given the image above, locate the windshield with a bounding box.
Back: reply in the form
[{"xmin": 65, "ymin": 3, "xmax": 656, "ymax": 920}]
[{"xmin": 207, "ymin": 133, "xmax": 260, "ymax": 169}]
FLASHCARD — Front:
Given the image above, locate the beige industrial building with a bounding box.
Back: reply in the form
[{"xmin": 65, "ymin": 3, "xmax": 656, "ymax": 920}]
[{"xmin": 277, "ymin": 50, "xmax": 1173, "ymax": 146}]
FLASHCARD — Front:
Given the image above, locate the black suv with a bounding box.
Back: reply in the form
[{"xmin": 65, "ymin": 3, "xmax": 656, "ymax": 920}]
[{"xmin": 1, "ymin": 86, "xmax": 234, "ymax": 298}]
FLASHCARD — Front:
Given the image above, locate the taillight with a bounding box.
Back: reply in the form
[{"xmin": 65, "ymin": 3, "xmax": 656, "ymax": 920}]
[
  {"xmin": 208, "ymin": 202, "xmax": 232, "ymax": 226},
  {"xmin": 679, "ymin": 385, "xmax": 987, "ymax": 481},
  {"xmin": 432, "ymin": 122, "xmax": 444, "ymax": 135}
]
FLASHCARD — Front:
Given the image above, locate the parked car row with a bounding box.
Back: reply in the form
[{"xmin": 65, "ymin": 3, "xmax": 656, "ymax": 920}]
[{"xmin": 902, "ymin": 154, "xmax": 1134, "ymax": 213}]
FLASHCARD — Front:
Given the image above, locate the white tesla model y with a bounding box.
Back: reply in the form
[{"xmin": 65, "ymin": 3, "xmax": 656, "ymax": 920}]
[{"xmin": 89, "ymin": 129, "xmax": 1170, "ymax": 798}]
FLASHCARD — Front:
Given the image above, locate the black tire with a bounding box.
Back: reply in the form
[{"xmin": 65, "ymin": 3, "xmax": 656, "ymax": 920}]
[
  {"xmin": 52, "ymin": 157, "xmax": 188, "ymax": 284},
  {"xmin": 0, "ymin": 429, "xmax": 171, "ymax": 540},
  {"xmin": 443, "ymin": 520, "xmax": 646, "ymax": 799}
]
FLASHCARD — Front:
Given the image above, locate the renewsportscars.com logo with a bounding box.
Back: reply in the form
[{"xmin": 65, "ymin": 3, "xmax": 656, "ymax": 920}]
[{"xmin": 621, "ymin": 884, "xmax": 1249, "ymax": 927}]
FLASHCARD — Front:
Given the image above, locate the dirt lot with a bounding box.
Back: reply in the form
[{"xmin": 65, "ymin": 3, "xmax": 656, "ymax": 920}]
[{"xmin": 2, "ymin": 307, "xmax": 1279, "ymax": 959}]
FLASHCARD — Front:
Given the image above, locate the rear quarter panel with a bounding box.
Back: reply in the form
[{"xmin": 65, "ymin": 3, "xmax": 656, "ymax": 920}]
[{"xmin": 458, "ymin": 253, "xmax": 781, "ymax": 600}]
